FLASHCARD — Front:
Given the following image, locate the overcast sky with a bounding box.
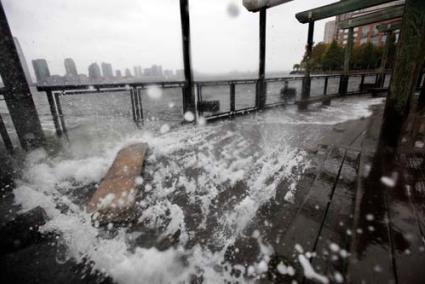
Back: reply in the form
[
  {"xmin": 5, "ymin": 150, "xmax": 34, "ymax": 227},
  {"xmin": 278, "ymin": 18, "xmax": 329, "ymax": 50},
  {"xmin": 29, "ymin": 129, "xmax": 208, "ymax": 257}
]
[{"xmin": 3, "ymin": 0, "xmax": 336, "ymax": 77}]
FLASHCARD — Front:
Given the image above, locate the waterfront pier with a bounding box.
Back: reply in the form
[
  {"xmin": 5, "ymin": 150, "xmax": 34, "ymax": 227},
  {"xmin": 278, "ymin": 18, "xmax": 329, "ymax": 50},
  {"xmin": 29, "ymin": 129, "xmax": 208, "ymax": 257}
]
[{"xmin": 0, "ymin": 0, "xmax": 425, "ymax": 283}]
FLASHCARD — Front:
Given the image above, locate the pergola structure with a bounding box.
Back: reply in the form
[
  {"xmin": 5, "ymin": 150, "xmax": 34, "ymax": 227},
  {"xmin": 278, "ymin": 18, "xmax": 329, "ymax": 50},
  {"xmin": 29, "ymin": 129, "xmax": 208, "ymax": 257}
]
[
  {"xmin": 337, "ymin": 4, "xmax": 403, "ymax": 93},
  {"xmin": 296, "ymin": 0, "xmax": 425, "ymax": 146},
  {"xmin": 295, "ymin": 0, "xmax": 403, "ymax": 101}
]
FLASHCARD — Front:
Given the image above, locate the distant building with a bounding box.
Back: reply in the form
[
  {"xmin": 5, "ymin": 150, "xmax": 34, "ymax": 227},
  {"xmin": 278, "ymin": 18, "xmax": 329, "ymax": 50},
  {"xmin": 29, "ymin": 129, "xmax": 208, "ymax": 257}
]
[
  {"xmin": 176, "ymin": 69, "xmax": 184, "ymax": 79},
  {"xmin": 64, "ymin": 58, "xmax": 78, "ymax": 77},
  {"xmin": 115, "ymin": 70, "xmax": 122, "ymax": 78},
  {"xmin": 163, "ymin": 69, "xmax": 174, "ymax": 78},
  {"xmin": 124, "ymin": 68, "xmax": 132, "ymax": 77},
  {"xmin": 323, "ymin": 21, "xmax": 336, "ymax": 44},
  {"xmin": 32, "ymin": 58, "xmax": 51, "ymax": 83},
  {"xmin": 88, "ymin": 63, "xmax": 102, "ymax": 81},
  {"xmin": 13, "ymin": 37, "xmax": 33, "ymax": 84},
  {"xmin": 332, "ymin": 0, "xmax": 404, "ymax": 46},
  {"xmin": 144, "ymin": 65, "xmax": 163, "ymax": 77},
  {"xmin": 46, "ymin": 75, "xmax": 65, "ymax": 85},
  {"xmin": 101, "ymin": 62, "xmax": 114, "ymax": 78},
  {"xmin": 133, "ymin": 66, "xmax": 143, "ymax": 78}
]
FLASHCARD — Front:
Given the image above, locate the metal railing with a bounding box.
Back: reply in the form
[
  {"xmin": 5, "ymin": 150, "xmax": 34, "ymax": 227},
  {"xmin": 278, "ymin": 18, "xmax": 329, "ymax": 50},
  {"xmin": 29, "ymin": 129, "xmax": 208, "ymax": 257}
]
[{"xmin": 34, "ymin": 71, "xmax": 387, "ymax": 138}]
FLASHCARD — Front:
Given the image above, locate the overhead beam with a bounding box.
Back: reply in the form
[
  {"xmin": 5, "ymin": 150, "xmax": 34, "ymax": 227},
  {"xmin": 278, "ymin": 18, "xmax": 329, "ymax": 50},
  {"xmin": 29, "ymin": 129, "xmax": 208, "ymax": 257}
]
[
  {"xmin": 243, "ymin": 0, "xmax": 293, "ymax": 12},
  {"xmin": 338, "ymin": 5, "xmax": 404, "ymax": 29},
  {"xmin": 296, "ymin": 0, "xmax": 398, "ymax": 23},
  {"xmin": 376, "ymin": 21, "xmax": 402, "ymax": 32}
]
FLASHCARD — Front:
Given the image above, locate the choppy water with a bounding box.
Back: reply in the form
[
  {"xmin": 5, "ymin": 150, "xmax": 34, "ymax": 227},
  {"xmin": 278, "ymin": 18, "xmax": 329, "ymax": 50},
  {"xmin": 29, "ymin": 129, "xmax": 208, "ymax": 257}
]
[{"xmin": 7, "ymin": 80, "xmax": 384, "ymax": 283}]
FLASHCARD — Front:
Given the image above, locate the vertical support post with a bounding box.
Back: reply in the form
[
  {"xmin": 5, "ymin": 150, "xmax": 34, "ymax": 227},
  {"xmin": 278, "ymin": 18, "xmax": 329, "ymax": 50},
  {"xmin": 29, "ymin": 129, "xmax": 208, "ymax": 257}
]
[
  {"xmin": 46, "ymin": 90, "xmax": 62, "ymax": 137},
  {"xmin": 230, "ymin": 83, "xmax": 236, "ymax": 113},
  {"xmin": 0, "ymin": 1, "xmax": 45, "ymax": 150},
  {"xmin": 360, "ymin": 74, "xmax": 365, "ymax": 92},
  {"xmin": 377, "ymin": 31, "xmax": 393, "ymax": 88},
  {"xmin": 136, "ymin": 88, "xmax": 144, "ymax": 125},
  {"xmin": 0, "ymin": 113, "xmax": 13, "ymax": 153},
  {"xmin": 380, "ymin": 0, "xmax": 425, "ymax": 148},
  {"xmin": 323, "ymin": 76, "xmax": 329, "ymax": 96},
  {"xmin": 196, "ymin": 84, "xmax": 202, "ymax": 117},
  {"xmin": 339, "ymin": 27, "xmax": 354, "ymax": 96},
  {"xmin": 256, "ymin": 8, "xmax": 267, "ymax": 110},
  {"xmin": 54, "ymin": 92, "xmax": 68, "ymax": 140},
  {"xmin": 300, "ymin": 21, "xmax": 314, "ymax": 110},
  {"xmin": 130, "ymin": 88, "xmax": 137, "ymax": 122},
  {"xmin": 179, "ymin": 0, "xmax": 195, "ymax": 116}
]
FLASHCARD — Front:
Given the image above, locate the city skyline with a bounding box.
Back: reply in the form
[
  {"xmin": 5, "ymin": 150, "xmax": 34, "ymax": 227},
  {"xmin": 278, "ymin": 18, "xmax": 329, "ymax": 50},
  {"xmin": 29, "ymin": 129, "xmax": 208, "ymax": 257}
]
[{"xmin": 2, "ymin": 0, "xmax": 334, "ymax": 80}]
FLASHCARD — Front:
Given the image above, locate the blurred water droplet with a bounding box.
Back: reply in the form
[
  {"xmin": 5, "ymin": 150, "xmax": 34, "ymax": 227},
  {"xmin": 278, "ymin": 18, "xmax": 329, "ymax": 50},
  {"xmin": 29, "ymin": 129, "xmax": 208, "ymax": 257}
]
[
  {"xmin": 227, "ymin": 2, "xmax": 240, "ymax": 18},
  {"xmin": 147, "ymin": 86, "xmax": 162, "ymax": 99},
  {"xmin": 168, "ymin": 102, "xmax": 175, "ymax": 108},
  {"xmin": 184, "ymin": 111, "xmax": 195, "ymax": 122},
  {"xmin": 160, "ymin": 124, "xmax": 170, "ymax": 134},
  {"xmin": 198, "ymin": 116, "xmax": 207, "ymax": 126}
]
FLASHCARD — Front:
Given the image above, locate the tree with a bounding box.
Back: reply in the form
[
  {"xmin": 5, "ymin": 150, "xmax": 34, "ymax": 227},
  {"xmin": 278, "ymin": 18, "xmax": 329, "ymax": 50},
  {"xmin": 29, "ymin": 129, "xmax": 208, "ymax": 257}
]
[
  {"xmin": 301, "ymin": 42, "xmax": 329, "ymax": 71},
  {"xmin": 321, "ymin": 40, "xmax": 344, "ymax": 71}
]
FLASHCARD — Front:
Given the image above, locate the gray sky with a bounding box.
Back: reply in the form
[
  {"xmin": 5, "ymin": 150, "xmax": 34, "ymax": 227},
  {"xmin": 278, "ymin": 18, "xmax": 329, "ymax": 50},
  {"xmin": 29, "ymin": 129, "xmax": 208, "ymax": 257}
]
[{"xmin": 3, "ymin": 0, "xmax": 336, "ymax": 77}]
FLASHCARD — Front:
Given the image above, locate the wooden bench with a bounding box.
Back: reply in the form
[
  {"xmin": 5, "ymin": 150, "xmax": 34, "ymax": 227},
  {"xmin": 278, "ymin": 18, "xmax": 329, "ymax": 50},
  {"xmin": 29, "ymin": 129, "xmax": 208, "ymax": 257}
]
[
  {"xmin": 360, "ymin": 82, "xmax": 379, "ymax": 92},
  {"xmin": 369, "ymin": 87, "xmax": 388, "ymax": 97},
  {"xmin": 296, "ymin": 95, "xmax": 336, "ymax": 110}
]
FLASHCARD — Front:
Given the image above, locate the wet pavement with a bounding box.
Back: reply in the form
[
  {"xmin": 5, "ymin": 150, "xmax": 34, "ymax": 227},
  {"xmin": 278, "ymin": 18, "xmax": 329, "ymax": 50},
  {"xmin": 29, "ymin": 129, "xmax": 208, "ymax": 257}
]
[{"xmin": 1, "ymin": 96, "xmax": 425, "ymax": 283}]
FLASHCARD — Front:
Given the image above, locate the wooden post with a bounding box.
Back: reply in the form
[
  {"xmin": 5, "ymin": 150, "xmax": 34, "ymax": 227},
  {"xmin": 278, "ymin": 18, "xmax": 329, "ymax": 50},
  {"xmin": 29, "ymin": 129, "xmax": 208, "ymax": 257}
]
[
  {"xmin": 300, "ymin": 21, "xmax": 314, "ymax": 109},
  {"xmin": 377, "ymin": 32, "xmax": 393, "ymax": 88},
  {"xmin": 256, "ymin": 8, "xmax": 267, "ymax": 109},
  {"xmin": 339, "ymin": 27, "xmax": 354, "ymax": 96},
  {"xmin": 380, "ymin": 0, "xmax": 425, "ymax": 148},
  {"xmin": 0, "ymin": 1, "xmax": 45, "ymax": 150},
  {"xmin": 179, "ymin": 0, "xmax": 195, "ymax": 115}
]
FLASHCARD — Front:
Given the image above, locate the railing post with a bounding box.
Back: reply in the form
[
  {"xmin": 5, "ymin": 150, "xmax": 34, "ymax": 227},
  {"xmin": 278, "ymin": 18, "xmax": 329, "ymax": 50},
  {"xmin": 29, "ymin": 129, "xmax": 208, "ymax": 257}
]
[
  {"xmin": 256, "ymin": 8, "xmax": 267, "ymax": 109},
  {"xmin": 360, "ymin": 74, "xmax": 365, "ymax": 92},
  {"xmin": 377, "ymin": 31, "xmax": 393, "ymax": 88},
  {"xmin": 230, "ymin": 83, "xmax": 236, "ymax": 113},
  {"xmin": 323, "ymin": 76, "xmax": 329, "ymax": 96},
  {"xmin": 0, "ymin": 113, "xmax": 13, "ymax": 153},
  {"xmin": 54, "ymin": 92, "xmax": 69, "ymax": 140},
  {"xmin": 130, "ymin": 88, "xmax": 137, "ymax": 122},
  {"xmin": 136, "ymin": 88, "xmax": 144, "ymax": 125},
  {"xmin": 339, "ymin": 27, "xmax": 354, "ymax": 96},
  {"xmin": 0, "ymin": 1, "xmax": 45, "ymax": 150},
  {"xmin": 46, "ymin": 90, "xmax": 62, "ymax": 137},
  {"xmin": 196, "ymin": 84, "xmax": 203, "ymax": 117},
  {"xmin": 179, "ymin": 0, "xmax": 195, "ymax": 116},
  {"xmin": 300, "ymin": 20, "xmax": 315, "ymax": 110}
]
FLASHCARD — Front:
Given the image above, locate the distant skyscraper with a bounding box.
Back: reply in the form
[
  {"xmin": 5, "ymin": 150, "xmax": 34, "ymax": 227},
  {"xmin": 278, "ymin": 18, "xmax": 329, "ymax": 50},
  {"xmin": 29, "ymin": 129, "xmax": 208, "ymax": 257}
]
[
  {"xmin": 323, "ymin": 21, "xmax": 336, "ymax": 44},
  {"xmin": 88, "ymin": 63, "xmax": 102, "ymax": 81},
  {"xmin": 101, "ymin": 62, "xmax": 114, "ymax": 78},
  {"xmin": 64, "ymin": 58, "xmax": 78, "ymax": 76},
  {"xmin": 125, "ymin": 68, "xmax": 132, "ymax": 77},
  {"xmin": 13, "ymin": 37, "xmax": 33, "ymax": 84},
  {"xmin": 32, "ymin": 59, "xmax": 51, "ymax": 83},
  {"xmin": 115, "ymin": 70, "xmax": 122, "ymax": 78}
]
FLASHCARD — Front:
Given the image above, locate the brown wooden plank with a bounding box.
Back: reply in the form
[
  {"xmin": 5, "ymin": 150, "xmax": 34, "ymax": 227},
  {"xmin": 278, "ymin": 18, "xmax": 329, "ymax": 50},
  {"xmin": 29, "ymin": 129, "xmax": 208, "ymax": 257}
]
[{"xmin": 87, "ymin": 143, "xmax": 148, "ymax": 224}]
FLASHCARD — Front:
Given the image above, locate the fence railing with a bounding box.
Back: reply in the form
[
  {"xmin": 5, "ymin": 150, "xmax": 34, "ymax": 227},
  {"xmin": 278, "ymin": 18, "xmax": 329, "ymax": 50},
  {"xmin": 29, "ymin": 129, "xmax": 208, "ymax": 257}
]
[{"xmin": 32, "ymin": 72, "xmax": 389, "ymax": 138}]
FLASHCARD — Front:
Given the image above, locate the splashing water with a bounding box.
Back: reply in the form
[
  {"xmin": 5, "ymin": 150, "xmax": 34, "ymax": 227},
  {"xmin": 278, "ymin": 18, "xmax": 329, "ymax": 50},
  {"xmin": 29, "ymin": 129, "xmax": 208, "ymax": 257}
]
[{"xmin": 12, "ymin": 96, "xmax": 384, "ymax": 283}]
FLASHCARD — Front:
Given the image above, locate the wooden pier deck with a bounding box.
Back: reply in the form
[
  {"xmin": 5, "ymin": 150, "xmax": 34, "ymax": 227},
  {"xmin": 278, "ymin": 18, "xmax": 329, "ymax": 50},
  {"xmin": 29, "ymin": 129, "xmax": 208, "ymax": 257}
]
[{"xmin": 1, "ymin": 100, "xmax": 425, "ymax": 283}]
